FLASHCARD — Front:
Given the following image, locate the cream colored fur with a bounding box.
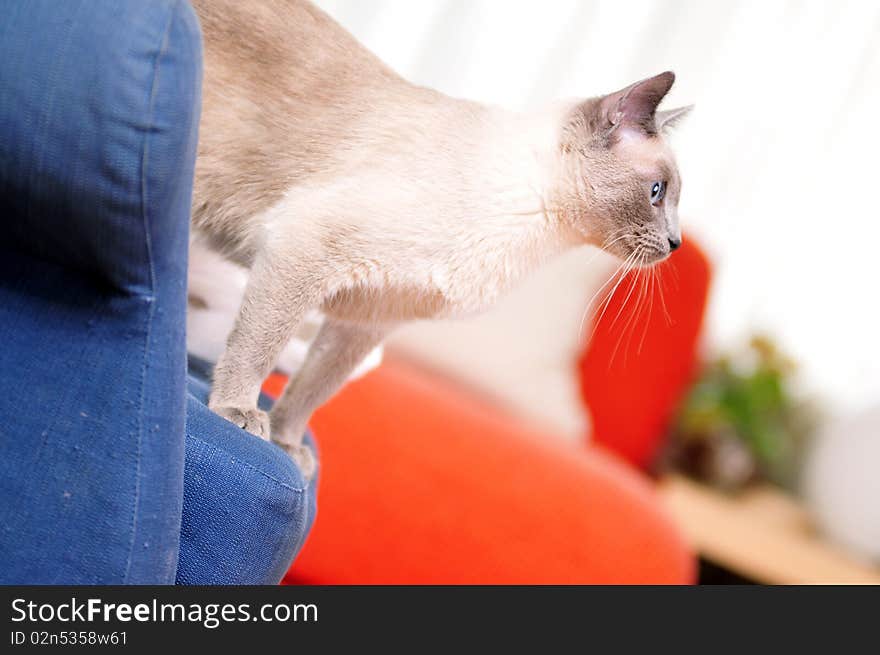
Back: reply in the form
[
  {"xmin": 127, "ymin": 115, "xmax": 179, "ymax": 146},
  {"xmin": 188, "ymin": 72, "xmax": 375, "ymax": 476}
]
[{"xmin": 190, "ymin": 0, "xmax": 690, "ymax": 477}]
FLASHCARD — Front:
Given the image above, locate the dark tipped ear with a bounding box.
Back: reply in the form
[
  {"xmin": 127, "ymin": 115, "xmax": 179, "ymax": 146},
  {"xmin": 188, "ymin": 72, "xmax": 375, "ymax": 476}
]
[
  {"xmin": 656, "ymin": 105, "xmax": 693, "ymax": 132},
  {"xmin": 599, "ymin": 71, "xmax": 676, "ymax": 137}
]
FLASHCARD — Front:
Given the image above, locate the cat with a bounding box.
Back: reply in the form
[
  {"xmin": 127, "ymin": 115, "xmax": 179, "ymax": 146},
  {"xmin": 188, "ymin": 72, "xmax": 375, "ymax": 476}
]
[{"xmin": 190, "ymin": 0, "xmax": 691, "ymax": 477}]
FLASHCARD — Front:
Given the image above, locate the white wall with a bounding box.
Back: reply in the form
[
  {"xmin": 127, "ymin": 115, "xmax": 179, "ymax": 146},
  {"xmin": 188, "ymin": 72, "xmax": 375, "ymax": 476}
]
[{"xmin": 314, "ymin": 0, "xmax": 880, "ymax": 433}]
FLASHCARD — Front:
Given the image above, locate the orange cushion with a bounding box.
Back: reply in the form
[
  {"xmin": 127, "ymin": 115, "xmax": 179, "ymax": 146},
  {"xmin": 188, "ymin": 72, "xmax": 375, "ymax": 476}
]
[
  {"xmin": 579, "ymin": 236, "xmax": 711, "ymax": 469},
  {"xmin": 267, "ymin": 359, "xmax": 694, "ymax": 584}
]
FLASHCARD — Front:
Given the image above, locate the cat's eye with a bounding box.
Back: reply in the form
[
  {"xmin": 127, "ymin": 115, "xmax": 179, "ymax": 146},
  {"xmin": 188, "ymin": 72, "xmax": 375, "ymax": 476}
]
[{"xmin": 650, "ymin": 181, "xmax": 666, "ymax": 205}]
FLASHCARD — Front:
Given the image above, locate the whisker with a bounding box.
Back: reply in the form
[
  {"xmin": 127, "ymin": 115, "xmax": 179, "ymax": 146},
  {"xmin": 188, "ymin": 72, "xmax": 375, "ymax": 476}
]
[
  {"xmin": 657, "ymin": 264, "xmax": 673, "ymax": 325},
  {"xmin": 577, "ymin": 256, "xmax": 627, "ymax": 342},
  {"xmin": 589, "ymin": 249, "xmax": 639, "ymax": 342},
  {"xmin": 638, "ymin": 267, "xmax": 657, "ymax": 354},
  {"xmin": 570, "ymin": 228, "xmax": 634, "ymax": 339},
  {"xmin": 612, "ymin": 248, "xmax": 649, "ymax": 366},
  {"xmin": 626, "ymin": 259, "xmax": 652, "ymax": 363},
  {"xmin": 578, "ymin": 248, "xmax": 638, "ymax": 343},
  {"xmin": 608, "ymin": 254, "xmax": 643, "ymax": 333},
  {"xmin": 668, "ymin": 261, "xmax": 681, "ymax": 292}
]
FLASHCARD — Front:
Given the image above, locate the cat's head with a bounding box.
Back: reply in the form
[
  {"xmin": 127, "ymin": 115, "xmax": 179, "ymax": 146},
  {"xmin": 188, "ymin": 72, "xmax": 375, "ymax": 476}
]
[{"xmin": 557, "ymin": 71, "xmax": 691, "ymax": 265}]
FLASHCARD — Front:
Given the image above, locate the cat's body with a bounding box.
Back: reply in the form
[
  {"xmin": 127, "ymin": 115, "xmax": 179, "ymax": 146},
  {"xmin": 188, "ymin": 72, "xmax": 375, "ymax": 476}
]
[
  {"xmin": 191, "ymin": 0, "xmax": 690, "ymax": 475},
  {"xmin": 194, "ymin": 0, "xmax": 568, "ymax": 318}
]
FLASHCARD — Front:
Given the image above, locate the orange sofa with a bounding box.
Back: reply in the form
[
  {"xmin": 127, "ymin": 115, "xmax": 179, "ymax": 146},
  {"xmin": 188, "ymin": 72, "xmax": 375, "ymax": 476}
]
[{"xmin": 269, "ymin": 237, "xmax": 710, "ymax": 584}]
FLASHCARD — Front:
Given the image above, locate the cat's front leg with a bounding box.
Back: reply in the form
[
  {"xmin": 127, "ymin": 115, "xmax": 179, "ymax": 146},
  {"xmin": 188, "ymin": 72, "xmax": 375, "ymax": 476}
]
[
  {"xmin": 269, "ymin": 319, "xmax": 390, "ymax": 477},
  {"xmin": 209, "ymin": 246, "xmax": 325, "ymax": 441}
]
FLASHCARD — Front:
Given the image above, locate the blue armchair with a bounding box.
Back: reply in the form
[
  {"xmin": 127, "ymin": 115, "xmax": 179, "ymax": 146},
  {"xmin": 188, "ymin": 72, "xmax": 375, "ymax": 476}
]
[{"xmin": 0, "ymin": 0, "xmax": 316, "ymax": 584}]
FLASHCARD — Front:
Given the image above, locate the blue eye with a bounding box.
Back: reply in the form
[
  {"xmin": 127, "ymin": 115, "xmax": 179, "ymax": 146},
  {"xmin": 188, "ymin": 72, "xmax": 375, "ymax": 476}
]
[{"xmin": 650, "ymin": 181, "xmax": 666, "ymax": 205}]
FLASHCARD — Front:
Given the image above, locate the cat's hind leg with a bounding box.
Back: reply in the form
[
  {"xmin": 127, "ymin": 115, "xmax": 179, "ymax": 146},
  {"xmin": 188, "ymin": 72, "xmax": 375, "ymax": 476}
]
[{"xmin": 269, "ymin": 318, "xmax": 390, "ymax": 478}]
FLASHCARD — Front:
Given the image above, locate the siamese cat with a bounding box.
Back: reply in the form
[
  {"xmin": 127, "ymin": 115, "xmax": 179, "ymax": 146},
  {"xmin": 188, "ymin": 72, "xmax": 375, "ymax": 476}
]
[{"xmin": 191, "ymin": 0, "xmax": 691, "ymax": 477}]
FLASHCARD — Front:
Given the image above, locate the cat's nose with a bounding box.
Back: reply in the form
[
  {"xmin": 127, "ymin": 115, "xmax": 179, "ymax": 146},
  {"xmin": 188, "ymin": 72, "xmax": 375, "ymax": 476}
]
[{"xmin": 668, "ymin": 236, "xmax": 682, "ymax": 252}]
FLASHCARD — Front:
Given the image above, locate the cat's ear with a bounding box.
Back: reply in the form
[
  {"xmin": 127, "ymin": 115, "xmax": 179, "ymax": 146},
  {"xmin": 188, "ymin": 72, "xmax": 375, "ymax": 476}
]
[
  {"xmin": 655, "ymin": 105, "xmax": 693, "ymax": 133},
  {"xmin": 597, "ymin": 71, "xmax": 676, "ymax": 139}
]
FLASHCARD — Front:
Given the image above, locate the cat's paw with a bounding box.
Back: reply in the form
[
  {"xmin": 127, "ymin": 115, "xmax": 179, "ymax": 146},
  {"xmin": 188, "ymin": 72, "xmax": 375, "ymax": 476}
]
[
  {"xmin": 273, "ymin": 439, "xmax": 317, "ymax": 481},
  {"xmin": 213, "ymin": 406, "xmax": 271, "ymax": 440}
]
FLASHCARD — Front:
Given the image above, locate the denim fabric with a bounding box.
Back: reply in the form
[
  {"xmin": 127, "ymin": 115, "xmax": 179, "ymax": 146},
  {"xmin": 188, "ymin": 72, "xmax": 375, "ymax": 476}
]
[{"xmin": 0, "ymin": 0, "xmax": 316, "ymax": 584}]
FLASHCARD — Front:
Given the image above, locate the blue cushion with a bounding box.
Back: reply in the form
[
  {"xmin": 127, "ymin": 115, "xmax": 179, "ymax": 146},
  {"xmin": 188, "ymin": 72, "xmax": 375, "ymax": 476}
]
[
  {"xmin": 0, "ymin": 0, "xmax": 201, "ymax": 296},
  {"xmin": 0, "ymin": 0, "xmax": 316, "ymax": 584},
  {"xmin": 0, "ymin": 0, "xmax": 202, "ymax": 584},
  {"xmin": 180, "ymin": 366, "xmax": 318, "ymax": 585}
]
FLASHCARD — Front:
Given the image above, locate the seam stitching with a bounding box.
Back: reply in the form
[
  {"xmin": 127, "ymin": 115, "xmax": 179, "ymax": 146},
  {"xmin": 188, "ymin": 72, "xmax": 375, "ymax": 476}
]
[
  {"xmin": 186, "ymin": 433, "xmax": 308, "ymax": 494},
  {"xmin": 123, "ymin": 0, "xmax": 180, "ymax": 584}
]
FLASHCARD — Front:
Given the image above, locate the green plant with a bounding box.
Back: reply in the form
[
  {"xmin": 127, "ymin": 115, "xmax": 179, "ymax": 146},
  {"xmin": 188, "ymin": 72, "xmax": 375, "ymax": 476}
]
[{"xmin": 660, "ymin": 335, "xmax": 818, "ymax": 492}]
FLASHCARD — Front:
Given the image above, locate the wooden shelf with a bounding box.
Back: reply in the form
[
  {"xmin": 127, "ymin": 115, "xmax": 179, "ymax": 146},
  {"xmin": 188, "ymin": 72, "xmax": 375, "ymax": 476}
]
[{"xmin": 657, "ymin": 474, "xmax": 880, "ymax": 585}]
